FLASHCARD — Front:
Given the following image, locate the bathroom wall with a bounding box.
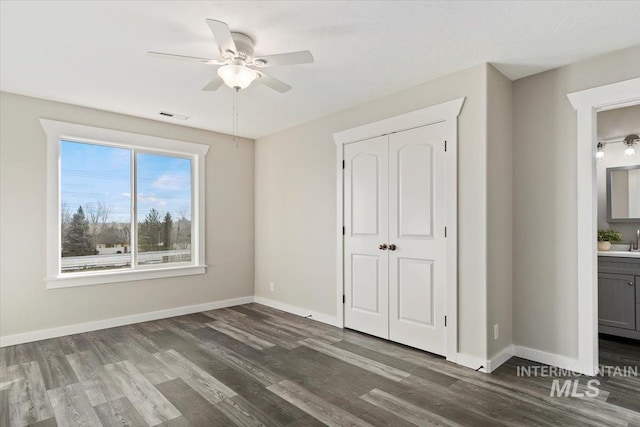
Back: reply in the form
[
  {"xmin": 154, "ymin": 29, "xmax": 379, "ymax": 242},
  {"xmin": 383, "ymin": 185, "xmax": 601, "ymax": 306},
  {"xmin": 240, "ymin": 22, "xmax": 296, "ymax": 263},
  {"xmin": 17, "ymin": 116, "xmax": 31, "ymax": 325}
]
[{"xmin": 596, "ymin": 105, "xmax": 640, "ymax": 244}]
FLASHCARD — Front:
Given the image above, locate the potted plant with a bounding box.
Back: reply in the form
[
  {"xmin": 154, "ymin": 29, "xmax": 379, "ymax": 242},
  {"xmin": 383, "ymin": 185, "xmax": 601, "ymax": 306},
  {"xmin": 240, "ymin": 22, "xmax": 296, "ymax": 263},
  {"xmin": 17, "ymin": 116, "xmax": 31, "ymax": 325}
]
[{"xmin": 598, "ymin": 229, "xmax": 622, "ymax": 251}]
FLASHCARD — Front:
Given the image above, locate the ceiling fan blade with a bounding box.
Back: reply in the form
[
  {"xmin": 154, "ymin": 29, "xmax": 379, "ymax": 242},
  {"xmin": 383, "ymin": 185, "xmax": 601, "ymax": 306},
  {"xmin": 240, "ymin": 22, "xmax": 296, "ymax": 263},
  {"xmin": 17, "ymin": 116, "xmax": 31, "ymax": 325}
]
[
  {"xmin": 255, "ymin": 71, "xmax": 292, "ymax": 93},
  {"xmin": 253, "ymin": 50, "xmax": 314, "ymax": 67},
  {"xmin": 148, "ymin": 51, "xmax": 221, "ymax": 65},
  {"xmin": 202, "ymin": 76, "xmax": 224, "ymax": 91},
  {"xmin": 206, "ymin": 19, "xmax": 237, "ymax": 54}
]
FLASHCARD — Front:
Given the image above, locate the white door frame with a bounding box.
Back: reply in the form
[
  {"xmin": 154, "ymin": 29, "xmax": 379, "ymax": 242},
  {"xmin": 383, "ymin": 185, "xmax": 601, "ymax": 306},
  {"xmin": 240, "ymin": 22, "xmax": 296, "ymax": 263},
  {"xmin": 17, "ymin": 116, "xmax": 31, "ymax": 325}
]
[
  {"xmin": 567, "ymin": 77, "xmax": 640, "ymax": 376},
  {"xmin": 333, "ymin": 97, "xmax": 465, "ymax": 361}
]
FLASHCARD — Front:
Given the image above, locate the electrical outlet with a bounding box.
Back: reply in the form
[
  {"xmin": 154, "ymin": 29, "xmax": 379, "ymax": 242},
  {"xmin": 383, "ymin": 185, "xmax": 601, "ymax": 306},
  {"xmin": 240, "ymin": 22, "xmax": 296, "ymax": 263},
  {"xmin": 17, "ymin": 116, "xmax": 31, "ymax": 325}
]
[
  {"xmin": 494, "ymin": 324, "xmax": 499, "ymax": 340},
  {"xmin": 269, "ymin": 282, "xmax": 274, "ymax": 292}
]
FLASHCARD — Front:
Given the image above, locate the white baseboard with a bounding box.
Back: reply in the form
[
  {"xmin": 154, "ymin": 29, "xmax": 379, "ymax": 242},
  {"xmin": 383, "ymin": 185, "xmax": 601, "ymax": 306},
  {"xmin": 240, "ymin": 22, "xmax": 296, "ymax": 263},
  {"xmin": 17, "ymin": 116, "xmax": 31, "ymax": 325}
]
[
  {"xmin": 513, "ymin": 345, "xmax": 580, "ymax": 372},
  {"xmin": 0, "ymin": 294, "xmax": 581, "ymax": 377},
  {"xmin": 0, "ymin": 296, "xmax": 254, "ymax": 347},
  {"xmin": 253, "ymin": 296, "xmax": 341, "ymax": 328},
  {"xmin": 454, "ymin": 344, "xmax": 576, "ymax": 374},
  {"xmin": 486, "ymin": 345, "xmax": 515, "ymax": 373},
  {"xmin": 455, "ymin": 353, "xmax": 488, "ymax": 373}
]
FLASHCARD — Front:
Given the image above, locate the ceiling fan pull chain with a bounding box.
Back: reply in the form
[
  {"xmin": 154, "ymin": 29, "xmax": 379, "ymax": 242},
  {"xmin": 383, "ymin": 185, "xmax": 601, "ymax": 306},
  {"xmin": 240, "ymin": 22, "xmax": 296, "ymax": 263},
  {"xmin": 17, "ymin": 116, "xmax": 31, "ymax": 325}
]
[{"xmin": 233, "ymin": 90, "xmax": 239, "ymax": 148}]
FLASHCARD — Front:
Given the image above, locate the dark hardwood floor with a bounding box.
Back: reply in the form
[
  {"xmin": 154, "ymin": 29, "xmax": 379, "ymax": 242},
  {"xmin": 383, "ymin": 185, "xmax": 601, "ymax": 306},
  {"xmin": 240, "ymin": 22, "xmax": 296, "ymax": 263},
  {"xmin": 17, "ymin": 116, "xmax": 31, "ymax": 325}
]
[{"xmin": 1, "ymin": 303, "xmax": 639, "ymax": 426}]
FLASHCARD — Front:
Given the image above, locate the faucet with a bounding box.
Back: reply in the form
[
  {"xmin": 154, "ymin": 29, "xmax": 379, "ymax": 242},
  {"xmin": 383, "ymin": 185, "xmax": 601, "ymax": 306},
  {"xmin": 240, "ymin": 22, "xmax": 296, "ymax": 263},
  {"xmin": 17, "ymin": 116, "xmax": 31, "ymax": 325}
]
[{"xmin": 632, "ymin": 229, "xmax": 640, "ymax": 252}]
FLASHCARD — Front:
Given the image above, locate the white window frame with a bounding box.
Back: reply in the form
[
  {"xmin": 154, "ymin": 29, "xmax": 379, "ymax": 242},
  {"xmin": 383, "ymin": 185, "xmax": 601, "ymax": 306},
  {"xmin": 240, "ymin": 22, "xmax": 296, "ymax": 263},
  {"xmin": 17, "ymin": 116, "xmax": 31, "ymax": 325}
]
[{"xmin": 41, "ymin": 119, "xmax": 209, "ymax": 289}]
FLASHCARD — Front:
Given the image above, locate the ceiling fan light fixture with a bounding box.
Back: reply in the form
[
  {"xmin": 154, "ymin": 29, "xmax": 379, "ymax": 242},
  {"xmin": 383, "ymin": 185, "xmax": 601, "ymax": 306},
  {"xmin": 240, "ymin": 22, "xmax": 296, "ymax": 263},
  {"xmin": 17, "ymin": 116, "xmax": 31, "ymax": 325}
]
[{"xmin": 217, "ymin": 64, "xmax": 258, "ymax": 91}]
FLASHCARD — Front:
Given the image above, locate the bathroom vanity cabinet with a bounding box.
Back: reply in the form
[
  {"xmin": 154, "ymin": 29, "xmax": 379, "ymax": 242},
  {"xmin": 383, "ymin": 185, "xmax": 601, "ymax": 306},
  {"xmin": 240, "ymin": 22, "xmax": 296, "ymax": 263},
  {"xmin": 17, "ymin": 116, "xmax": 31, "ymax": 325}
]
[{"xmin": 598, "ymin": 255, "xmax": 640, "ymax": 340}]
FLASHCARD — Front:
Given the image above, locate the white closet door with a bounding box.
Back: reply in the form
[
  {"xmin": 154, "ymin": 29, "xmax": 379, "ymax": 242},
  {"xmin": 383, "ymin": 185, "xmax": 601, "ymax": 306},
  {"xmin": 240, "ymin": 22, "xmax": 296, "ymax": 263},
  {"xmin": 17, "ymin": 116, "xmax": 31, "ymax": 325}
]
[
  {"xmin": 388, "ymin": 123, "xmax": 447, "ymax": 355},
  {"xmin": 343, "ymin": 136, "xmax": 389, "ymax": 339}
]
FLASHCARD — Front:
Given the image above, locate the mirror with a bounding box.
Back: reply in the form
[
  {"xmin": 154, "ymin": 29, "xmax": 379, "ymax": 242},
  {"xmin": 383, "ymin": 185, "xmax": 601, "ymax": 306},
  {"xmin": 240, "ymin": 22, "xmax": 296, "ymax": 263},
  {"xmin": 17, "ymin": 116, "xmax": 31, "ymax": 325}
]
[{"xmin": 607, "ymin": 165, "xmax": 640, "ymax": 222}]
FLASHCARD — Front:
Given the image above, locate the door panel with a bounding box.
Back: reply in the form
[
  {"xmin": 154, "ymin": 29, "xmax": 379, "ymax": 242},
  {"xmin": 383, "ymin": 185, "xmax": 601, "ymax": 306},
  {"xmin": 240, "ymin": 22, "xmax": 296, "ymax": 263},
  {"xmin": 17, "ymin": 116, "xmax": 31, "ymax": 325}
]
[
  {"xmin": 344, "ymin": 136, "xmax": 389, "ymax": 338},
  {"xmin": 388, "ymin": 123, "xmax": 447, "ymax": 355},
  {"xmin": 398, "ymin": 143, "xmax": 434, "ymax": 239},
  {"xmin": 397, "ymin": 258, "xmax": 434, "ymax": 326},
  {"xmin": 352, "ymin": 154, "xmax": 380, "ymax": 236},
  {"xmin": 351, "ymin": 255, "xmax": 380, "ymax": 313}
]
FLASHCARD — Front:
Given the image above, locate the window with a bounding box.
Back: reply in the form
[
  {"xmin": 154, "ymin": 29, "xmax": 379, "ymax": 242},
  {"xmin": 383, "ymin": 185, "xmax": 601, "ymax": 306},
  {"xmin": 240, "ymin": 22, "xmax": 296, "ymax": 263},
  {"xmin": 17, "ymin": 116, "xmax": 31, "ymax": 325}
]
[{"xmin": 42, "ymin": 119, "xmax": 209, "ymax": 288}]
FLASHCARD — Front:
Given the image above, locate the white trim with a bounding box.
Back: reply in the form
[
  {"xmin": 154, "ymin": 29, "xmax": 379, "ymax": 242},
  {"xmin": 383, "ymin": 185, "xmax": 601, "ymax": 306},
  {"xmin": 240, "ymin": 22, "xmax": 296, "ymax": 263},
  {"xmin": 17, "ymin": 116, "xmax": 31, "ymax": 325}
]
[
  {"xmin": 39, "ymin": 118, "xmax": 210, "ymax": 288},
  {"xmin": 450, "ymin": 345, "xmax": 517, "ymax": 374},
  {"xmin": 332, "ymin": 97, "xmax": 465, "ymax": 364},
  {"xmin": 254, "ymin": 296, "xmax": 342, "ymax": 328},
  {"xmin": 486, "ymin": 345, "xmax": 514, "ymax": 373},
  {"xmin": 39, "ymin": 119, "xmax": 210, "ymax": 156},
  {"xmin": 567, "ymin": 77, "xmax": 640, "ymax": 376},
  {"xmin": 0, "ymin": 296, "xmax": 254, "ymax": 347},
  {"xmin": 513, "ymin": 345, "xmax": 580, "ymax": 373},
  {"xmin": 46, "ymin": 265, "xmax": 207, "ymax": 289},
  {"xmin": 456, "ymin": 353, "xmax": 488, "ymax": 373},
  {"xmin": 335, "ymin": 147, "xmax": 345, "ymax": 329},
  {"xmin": 333, "ymin": 98, "xmax": 466, "ymax": 144},
  {"xmin": 444, "ymin": 105, "xmax": 460, "ymax": 362}
]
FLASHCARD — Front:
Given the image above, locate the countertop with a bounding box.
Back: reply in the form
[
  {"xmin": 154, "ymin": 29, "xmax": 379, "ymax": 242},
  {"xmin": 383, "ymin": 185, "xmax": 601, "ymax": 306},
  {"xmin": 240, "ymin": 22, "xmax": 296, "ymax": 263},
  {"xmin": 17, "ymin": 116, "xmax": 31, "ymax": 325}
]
[{"xmin": 598, "ymin": 251, "xmax": 640, "ymax": 258}]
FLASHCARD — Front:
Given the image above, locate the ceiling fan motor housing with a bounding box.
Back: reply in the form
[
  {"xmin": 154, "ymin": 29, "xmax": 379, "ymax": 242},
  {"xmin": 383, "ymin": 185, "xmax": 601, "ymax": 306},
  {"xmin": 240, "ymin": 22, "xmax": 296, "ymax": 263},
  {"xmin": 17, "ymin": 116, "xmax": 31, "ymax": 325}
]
[{"xmin": 225, "ymin": 32, "xmax": 255, "ymax": 62}]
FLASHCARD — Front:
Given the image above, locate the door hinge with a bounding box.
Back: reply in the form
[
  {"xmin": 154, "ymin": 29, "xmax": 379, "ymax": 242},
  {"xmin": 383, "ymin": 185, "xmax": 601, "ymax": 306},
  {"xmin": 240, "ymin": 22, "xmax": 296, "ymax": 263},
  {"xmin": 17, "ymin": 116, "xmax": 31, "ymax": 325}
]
[
  {"xmin": 342, "ymin": 295, "xmax": 345, "ymax": 304},
  {"xmin": 342, "ymin": 160, "xmax": 345, "ymax": 169},
  {"xmin": 342, "ymin": 226, "xmax": 345, "ymax": 235},
  {"xmin": 444, "ymin": 140, "xmax": 447, "ymax": 152},
  {"xmin": 445, "ymin": 316, "xmax": 447, "ymax": 327},
  {"xmin": 444, "ymin": 226, "xmax": 447, "ymax": 237}
]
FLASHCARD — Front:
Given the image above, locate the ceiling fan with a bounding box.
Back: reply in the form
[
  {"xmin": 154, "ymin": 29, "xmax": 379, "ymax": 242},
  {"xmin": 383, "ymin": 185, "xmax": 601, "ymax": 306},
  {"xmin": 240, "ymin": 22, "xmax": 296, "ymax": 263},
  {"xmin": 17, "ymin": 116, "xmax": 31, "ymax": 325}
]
[{"xmin": 148, "ymin": 19, "xmax": 314, "ymax": 93}]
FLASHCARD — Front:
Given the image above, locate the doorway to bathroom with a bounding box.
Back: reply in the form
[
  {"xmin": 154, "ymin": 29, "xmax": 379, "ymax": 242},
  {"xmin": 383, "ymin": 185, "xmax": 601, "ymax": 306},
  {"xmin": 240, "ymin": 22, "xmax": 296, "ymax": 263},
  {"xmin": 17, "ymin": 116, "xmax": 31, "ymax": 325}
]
[
  {"xmin": 568, "ymin": 77, "xmax": 640, "ymax": 375},
  {"xmin": 594, "ymin": 105, "xmax": 640, "ymax": 365}
]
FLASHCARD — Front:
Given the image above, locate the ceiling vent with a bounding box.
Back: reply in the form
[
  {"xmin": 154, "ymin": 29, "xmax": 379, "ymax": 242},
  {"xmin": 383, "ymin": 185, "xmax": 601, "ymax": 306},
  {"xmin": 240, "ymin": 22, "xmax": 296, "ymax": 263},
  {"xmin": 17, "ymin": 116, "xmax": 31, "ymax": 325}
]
[{"xmin": 159, "ymin": 111, "xmax": 189, "ymax": 120}]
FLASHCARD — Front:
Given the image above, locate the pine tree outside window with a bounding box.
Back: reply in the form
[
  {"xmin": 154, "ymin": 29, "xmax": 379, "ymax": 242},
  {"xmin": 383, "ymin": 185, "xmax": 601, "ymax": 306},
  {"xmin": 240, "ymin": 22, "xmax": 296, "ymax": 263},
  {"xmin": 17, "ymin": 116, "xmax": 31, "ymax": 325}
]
[{"xmin": 42, "ymin": 119, "xmax": 208, "ymax": 288}]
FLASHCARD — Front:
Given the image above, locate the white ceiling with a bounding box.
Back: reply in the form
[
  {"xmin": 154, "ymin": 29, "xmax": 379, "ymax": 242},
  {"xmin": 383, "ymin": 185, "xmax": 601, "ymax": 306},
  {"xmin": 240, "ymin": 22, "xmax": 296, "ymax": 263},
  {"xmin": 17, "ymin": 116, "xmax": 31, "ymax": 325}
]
[{"xmin": 1, "ymin": 1, "xmax": 639, "ymax": 139}]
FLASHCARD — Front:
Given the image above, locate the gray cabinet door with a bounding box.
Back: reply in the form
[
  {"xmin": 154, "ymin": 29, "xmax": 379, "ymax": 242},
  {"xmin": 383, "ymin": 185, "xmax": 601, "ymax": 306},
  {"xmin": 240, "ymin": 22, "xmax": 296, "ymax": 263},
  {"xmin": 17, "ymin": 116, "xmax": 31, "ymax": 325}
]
[{"xmin": 598, "ymin": 273, "xmax": 636, "ymax": 330}]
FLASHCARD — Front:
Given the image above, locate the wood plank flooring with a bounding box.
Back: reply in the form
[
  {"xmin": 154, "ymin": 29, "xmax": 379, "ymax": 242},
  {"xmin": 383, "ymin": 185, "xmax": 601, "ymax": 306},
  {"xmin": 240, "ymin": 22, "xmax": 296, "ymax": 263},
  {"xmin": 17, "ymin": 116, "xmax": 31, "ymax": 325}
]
[{"xmin": 1, "ymin": 303, "xmax": 639, "ymax": 426}]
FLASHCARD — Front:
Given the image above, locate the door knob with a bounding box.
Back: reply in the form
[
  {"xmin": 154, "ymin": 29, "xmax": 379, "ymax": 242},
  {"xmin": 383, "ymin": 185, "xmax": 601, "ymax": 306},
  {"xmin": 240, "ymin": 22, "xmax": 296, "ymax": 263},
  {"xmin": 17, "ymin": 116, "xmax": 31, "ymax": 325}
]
[
  {"xmin": 388, "ymin": 244, "xmax": 397, "ymax": 251},
  {"xmin": 379, "ymin": 244, "xmax": 388, "ymax": 250}
]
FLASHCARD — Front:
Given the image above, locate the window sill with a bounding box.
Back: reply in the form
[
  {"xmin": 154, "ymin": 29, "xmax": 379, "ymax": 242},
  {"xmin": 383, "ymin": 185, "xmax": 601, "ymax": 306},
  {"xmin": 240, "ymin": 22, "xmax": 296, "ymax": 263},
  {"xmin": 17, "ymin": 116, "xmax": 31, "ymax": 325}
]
[{"xmin": 46, "ymin": 265, "xmax": 207, "ymax": 289}]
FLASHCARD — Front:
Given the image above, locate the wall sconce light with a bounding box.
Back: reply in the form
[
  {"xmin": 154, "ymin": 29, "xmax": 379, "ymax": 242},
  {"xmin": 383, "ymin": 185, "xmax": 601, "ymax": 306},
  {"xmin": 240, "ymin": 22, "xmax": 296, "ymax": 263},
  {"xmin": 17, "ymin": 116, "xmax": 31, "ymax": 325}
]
[
  {"xmin": 596, "ymin": 142, "xmax": 605, "ymax": 161},
  {"xmin": 597, "ymin": 134, "xmax": 640, "ymax": 161},
  {"xmin": 624, "ymin": 134, "xmax": 638, "ymax": 159}
]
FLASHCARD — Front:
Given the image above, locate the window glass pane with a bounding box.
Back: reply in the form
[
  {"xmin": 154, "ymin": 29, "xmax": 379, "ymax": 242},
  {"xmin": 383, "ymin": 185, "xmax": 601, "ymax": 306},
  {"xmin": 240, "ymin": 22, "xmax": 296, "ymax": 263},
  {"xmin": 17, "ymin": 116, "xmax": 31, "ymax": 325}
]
[
  {"xmin": 60, "ymin": 140, "xmax": 132, "ymax": 273},
  {"xmin": 136, "ymin": 153, "xmax": 192, "ymax": 265}
]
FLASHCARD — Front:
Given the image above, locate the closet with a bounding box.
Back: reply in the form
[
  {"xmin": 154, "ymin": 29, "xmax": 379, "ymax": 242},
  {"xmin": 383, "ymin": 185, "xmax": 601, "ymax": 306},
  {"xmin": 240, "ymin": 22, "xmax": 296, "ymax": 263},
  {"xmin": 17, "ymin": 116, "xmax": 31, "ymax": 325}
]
[{"xmin": 343, "ymin": 122, "xmax": 449, "ymax": 356}]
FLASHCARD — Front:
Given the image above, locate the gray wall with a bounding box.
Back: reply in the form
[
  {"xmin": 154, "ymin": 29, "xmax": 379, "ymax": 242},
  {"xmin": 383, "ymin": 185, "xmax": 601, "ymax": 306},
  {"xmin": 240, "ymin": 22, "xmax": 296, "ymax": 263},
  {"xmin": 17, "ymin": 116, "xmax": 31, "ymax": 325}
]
[
  {"xmin": 6, "ymin": 42, "xmax": 636, "ymax": 366},
  {"xmin": 487, "ymin": 64, "xmax": 514, "ymax": 359},
  {"xmin": 0, "ymin": 92, "xmax": 255, "ymax": 338},
  {"xmin": 596, "ymin": 105, "xmax": 640, "ymax": 243},
  {"xmin": 255, "ymin": 64, "xmax": 490, "ymax": 360},
  {"xmin": 512, "ymin": 44, "xmax": 640, "ymax": 358}
]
